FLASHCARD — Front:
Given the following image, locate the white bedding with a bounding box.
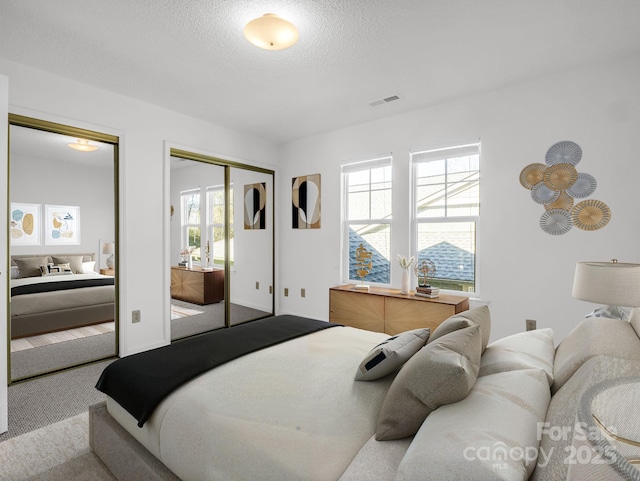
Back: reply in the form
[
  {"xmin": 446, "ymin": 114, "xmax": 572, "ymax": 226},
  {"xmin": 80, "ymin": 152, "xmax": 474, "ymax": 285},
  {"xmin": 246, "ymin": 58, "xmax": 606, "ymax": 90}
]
[
  {"xmin": 107, "ymin": 325, "xmax": 393, "ymax": 481},
  {"xmin": 10, "ymin": 273, "xmax": 114, "ymax": 316}
]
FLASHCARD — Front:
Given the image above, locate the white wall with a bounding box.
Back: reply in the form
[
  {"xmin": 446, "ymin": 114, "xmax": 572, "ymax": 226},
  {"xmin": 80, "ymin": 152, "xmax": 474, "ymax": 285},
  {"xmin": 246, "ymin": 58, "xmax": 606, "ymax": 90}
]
[
  {"xmin": 277, "ymin": 53, "xmax": 640, "ymax": 343},
  {"xmin": 0, "ymin": 58, "xmax": 278, "ymax": 356},
  {"xmin": 10, "ymin": 152, "xmax": 114, "ymax": 264}
]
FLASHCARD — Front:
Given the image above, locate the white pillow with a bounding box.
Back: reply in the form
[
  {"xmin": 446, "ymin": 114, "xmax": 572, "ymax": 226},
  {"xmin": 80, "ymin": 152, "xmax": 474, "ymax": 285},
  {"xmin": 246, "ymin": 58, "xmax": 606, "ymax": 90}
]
[
  {"xmin": 355, "ymin": 328, "xmax": 430, "ymax": 381},
  {"xmin": 479, "ymin": 328, "xmax": 555, "ymax": 385},
  {"xmin": 394, "ymin": 369, "xmax": 551, "ymax": 481},
  {"xmin": 82, "ymin": 260, "xmax": 96, "ymax": 274}
]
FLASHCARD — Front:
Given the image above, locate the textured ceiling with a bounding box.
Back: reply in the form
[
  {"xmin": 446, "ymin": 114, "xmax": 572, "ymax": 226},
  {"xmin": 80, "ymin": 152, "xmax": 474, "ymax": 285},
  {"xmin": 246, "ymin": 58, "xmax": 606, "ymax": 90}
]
[{"xmin": 1, "ymin": 1, "xmax": 640, "ymax": 145}]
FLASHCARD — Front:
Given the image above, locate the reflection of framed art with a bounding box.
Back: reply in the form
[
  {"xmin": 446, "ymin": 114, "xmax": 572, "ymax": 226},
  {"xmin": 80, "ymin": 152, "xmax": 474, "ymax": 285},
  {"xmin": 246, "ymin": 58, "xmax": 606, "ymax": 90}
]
[
  {"xmin": 292, "ymin": 173, "xmax": 321, "ymax": 229},
  {"xmin": 45, "ymin": 205, "xmax": 81, "ymax": 245},
  {"xmin": 244, "ymin": 183, "xmax": 267, "ymax": 230},
  {"xmin": 10, "ymin": 203, "xmax": 41, "ymax": 245}
]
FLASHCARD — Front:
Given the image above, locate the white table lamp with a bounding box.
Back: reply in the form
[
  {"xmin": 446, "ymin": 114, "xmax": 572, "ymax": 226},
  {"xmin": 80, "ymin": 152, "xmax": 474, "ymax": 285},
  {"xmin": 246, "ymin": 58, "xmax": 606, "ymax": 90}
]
[
  {"xmin": 572, "ymin": 259, "xmax": 640, "ymax": 320},
  {"xmin": 103, "ymin": 242, "xmax": 115, "ymax": 269}
]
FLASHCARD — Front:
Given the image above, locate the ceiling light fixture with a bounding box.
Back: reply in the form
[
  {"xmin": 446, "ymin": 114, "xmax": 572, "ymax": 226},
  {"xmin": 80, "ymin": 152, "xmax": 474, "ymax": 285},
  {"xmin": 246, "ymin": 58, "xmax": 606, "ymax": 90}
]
[
  {"xmin": 244, "ymin": 13, "xmax": 299, "ymax": 51},
  {"xmin": 68, "ymin": 139, "xmax": 98, "ymax": 152}
]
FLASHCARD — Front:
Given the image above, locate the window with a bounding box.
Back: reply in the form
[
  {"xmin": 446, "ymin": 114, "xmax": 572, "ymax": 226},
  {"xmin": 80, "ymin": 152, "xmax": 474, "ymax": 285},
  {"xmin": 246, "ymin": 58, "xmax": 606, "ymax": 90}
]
[
  {"xmin": 206, "ymin": 184, "xmax": 234, "ymax": 266},
  {"xmin": 342, "ymin": 157, "xmax": 392, "ymax": 284},
  {"xmin": 412, "ymin": 143, "xmax": 480, "ymax": 293},
  {"xmin": 181, "ymin": 189, "xmax": 201, "ymax": 262}
]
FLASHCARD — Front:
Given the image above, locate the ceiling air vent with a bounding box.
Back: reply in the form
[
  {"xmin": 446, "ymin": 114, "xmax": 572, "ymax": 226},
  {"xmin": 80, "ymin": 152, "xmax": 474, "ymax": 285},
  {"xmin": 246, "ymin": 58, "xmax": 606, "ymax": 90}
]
[{"xmin": 369, "ymin": 95, "xmax": 402, "ymax": 107}]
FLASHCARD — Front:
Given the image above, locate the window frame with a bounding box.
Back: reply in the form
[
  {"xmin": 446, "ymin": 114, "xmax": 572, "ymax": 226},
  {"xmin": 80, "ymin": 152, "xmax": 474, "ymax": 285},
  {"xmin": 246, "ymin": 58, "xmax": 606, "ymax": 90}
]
[
  {"xmin": 410, "ymin": 143, "xmax": 480, "ymax": 295},
  {"xmin": 206, "ymin": 183, "xmax": 234, "ymax": 266},
  {"xmin": 181, "ymin": 188, "xmax": 202, "ymax": 263},
  {"xmin": 341, "ymin": 156, "xmax": 393, "ymax": 286}
]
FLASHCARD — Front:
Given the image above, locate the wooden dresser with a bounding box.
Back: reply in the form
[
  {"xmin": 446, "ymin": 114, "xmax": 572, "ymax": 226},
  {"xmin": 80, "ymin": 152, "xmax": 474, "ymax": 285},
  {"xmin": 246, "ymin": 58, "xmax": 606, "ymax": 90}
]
[
  {"xmin": 171, "ymin": 266, "xmax": 224, "ymax": 305},
  {"xmin": 329, "ymin": 284, "xmax": 469, "ymax": 335}
]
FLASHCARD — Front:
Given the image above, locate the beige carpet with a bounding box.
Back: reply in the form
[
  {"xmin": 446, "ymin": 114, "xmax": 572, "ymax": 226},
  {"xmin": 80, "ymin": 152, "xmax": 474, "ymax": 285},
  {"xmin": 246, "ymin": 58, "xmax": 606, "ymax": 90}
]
[
  {"xmin": 0, "ymin": 412, "xmax": 115, "ymax": 480},
  {"xmin": 11, "ymin": 322, "xmax": 115, "ymax": 353}
]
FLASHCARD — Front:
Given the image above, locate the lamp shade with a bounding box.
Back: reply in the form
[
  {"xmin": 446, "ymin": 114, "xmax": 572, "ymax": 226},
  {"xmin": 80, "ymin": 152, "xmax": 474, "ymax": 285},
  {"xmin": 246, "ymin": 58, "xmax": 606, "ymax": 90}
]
[
  {"xmin": 244, "ymin": 13, "xmax": 299, "ymax": 50},
  {"xmin": 102, "ymin": 242, "xmax": 114, "ymax": 255},
  {"xmin": 572, "ymin": 261, "xmax": 640, "ymax": 307}
]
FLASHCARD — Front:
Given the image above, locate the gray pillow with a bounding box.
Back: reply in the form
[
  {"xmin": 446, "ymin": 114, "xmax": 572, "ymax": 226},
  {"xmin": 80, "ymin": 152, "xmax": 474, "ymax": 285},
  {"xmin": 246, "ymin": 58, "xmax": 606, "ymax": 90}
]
[
  {"xmin": 13, "ymin": 256, "xmax": 50, "ymax": 278},
  {"xmin": 51, "ymin": 255, "xmax": 84, "ymax": 274},
  {"xmin": 355, "ymin": 328, "xmax": 430, "ymax": 381},
  {"xmin": 375, "ymin": 325, "xmax": 482, "ymax": 441},
  {"xmin": 428, "ymin": 305, "xmax": 491, "ymax": 352}
]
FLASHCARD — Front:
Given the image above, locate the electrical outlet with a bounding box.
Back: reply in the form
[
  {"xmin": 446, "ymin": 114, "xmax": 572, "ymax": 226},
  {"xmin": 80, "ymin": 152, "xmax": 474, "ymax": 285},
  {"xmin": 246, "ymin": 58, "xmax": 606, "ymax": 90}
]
[
  {"xmin": 284, "ymin": 288, "xmax": 289, "ymax": 297},
  {"xmin": 526, "ymin": 319, "xmax": 536, "ymax": 331},
  {"xmin": 132, "ymin": 310, "xmax": 141, "ymax": 323},
  {"xmin": 301, "ymin": 288, "xmax": 306, "ymax": 298},
  {"xmin": 256, "ymin": 281, "xmax": 259, "ymax": 290}
]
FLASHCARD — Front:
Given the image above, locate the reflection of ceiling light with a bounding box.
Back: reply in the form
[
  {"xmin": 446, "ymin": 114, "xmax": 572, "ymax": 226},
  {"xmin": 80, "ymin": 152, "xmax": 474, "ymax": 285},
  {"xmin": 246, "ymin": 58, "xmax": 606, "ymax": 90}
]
[
  {"xmin": 68, "ymin": 139, "xmax": 98, "ymax": 152},
  {"xmin": 244, "ymin": 13, "xmax": 299, "ymax": 51}
]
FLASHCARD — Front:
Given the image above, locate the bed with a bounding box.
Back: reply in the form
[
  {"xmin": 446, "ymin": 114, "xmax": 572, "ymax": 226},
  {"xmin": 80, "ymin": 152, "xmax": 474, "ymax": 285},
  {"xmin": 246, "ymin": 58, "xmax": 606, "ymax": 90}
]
[
  {"xmin": 10, "ymin": 253, "xmax": 115, "ymax": 339},
  {"xmin": 92, "ymin": 315, "xmax": 404, "ymax": 481}
]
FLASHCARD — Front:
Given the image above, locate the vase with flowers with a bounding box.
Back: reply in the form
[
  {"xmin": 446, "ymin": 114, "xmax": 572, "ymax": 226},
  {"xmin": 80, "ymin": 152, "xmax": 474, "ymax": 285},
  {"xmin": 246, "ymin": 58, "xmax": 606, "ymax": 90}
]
[
  {"xmin": 397, "ymin": 254, "xmax": 415, "ymax": 294},
  {"xmin": 180, "ymin": 246, "xmax": 195, "ymax": 269}
]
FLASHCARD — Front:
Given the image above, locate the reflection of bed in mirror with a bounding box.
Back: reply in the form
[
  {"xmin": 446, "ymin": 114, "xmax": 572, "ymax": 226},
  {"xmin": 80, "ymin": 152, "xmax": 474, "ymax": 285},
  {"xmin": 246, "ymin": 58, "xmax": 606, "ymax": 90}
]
[{"xmin": 10, "ymin": 253, "xmax": 115, "ymax": 339}]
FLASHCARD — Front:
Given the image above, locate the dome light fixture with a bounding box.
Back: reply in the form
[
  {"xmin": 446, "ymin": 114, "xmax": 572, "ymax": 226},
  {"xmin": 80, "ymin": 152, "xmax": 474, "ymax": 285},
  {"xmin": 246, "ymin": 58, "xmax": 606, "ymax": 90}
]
[
  {"xmin": 244, "ymin": 13, "xmax": 299, "ymax": 51},
  {"xmin": 68, "ymin": 139, "xmax": 98, "ymax": 152}
]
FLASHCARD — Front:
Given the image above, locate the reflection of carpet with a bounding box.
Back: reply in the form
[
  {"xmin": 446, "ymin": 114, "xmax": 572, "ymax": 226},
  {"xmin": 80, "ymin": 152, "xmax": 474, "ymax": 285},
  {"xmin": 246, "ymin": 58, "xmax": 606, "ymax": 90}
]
[
  {"xmin": 10, "ymin": 322, "xmax": 115, "ymax": 353},
  {"xmin": 171, "ymin": 304, "xmax": 204, "ymax": 319}
]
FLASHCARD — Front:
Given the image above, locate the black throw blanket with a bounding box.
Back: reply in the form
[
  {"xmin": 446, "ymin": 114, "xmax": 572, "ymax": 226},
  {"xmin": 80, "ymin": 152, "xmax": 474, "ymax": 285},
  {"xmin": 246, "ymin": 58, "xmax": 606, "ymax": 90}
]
[
  {"xmin": 96, "ymin": 315, "xmax": 339, "ymax": 427},
  {"xmin": 11, "ymin": 277, "xmax": 114, "ymax": 297}
]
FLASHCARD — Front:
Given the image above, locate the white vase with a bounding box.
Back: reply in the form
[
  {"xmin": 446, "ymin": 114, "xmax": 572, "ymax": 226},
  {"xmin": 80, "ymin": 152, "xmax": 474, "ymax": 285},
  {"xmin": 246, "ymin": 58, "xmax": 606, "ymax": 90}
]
[
  {"xmin": 401, "ymin": 269, "xmax": 410, "ymax": 294},
  {"xmin": 187, "ymin": 256, "xmax": 192, "ymax": 269}
]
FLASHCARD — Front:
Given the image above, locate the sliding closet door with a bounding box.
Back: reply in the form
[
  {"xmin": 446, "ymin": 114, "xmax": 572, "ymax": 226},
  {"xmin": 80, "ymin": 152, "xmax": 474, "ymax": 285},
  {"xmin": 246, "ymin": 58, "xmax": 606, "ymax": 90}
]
[
  {"xmin": 228, "ymin": 167, "xmax": 274, "ymax": 326},
  {"xmin": 8, "ymin": 119, "xmax": 118, "ymax": 381},
  {"xmin": 0, "ymin": 74, "xmax": 8, "ymax": 434},
  {"xmin": 169, "ymin": 157, "xmax": 226, "ymax": 340}
]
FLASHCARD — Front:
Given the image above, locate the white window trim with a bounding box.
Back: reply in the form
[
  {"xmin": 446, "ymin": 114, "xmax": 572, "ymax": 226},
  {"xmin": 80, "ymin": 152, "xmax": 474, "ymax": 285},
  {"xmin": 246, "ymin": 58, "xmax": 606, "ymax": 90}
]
[
  {"xmin": 410, "ymin": 143, "xmax": 480, "ymax": 296},
  {"xmin": 341, "ymin": 156, "xmax": 393, "ymax": 285}
]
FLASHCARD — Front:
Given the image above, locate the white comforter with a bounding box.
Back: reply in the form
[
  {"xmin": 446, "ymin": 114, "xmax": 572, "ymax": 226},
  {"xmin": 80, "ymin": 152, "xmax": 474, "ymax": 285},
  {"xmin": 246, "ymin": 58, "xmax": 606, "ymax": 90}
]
[{"xmin": 107, "ymin": 325, "xmax": 392, "ymax": 481}]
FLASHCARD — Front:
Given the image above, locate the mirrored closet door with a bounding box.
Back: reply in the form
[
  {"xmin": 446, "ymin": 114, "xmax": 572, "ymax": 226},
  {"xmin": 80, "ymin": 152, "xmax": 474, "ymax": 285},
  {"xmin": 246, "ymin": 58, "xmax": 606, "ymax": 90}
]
[
  {"xmin": 229, "ymin": 166, "xmax": 273, "ymax": 326},
  {"xmin": 169, "ymin": 151, "xmax": 274, "ymax": 341},
  {"xmin": 8, "ymin": 116, "xmax": 119, "ymax": 381}
]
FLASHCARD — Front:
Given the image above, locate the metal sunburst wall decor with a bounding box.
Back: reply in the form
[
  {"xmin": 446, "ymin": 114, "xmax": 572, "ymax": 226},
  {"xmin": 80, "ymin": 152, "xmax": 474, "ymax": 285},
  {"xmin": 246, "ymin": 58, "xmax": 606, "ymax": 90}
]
[{"xmin": 519, "ymin": 141, "xmax": 611, "ymax": 235}]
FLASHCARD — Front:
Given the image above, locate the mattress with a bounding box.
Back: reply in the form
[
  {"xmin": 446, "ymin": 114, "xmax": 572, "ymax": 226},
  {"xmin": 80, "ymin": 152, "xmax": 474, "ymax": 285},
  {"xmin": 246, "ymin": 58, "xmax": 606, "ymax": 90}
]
[
  {"xmin": 10, "ymin": 273, "xmax": 115, "ymax": 316},
  {"xmin": 107, "ymin": 325, "xmax": 392, "ymax": 481}
]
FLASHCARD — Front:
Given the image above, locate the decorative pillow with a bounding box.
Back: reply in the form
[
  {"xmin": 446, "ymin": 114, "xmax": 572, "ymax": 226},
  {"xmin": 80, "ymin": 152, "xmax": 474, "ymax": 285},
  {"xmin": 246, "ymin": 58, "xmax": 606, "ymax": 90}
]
[
  {"xmin": 355, "ymin": 328, "xmax": 430, "ymax": 381},
  {"xmin": 14, "ymin": 256, "xmax": 50, "ymax": 278},
  {"xmin": 375, "ymin": 325, "xmax": 482, "ymax": 441},
  {"xmin": 428, "ymin": 305, "xmax": 491, "ymax": 353},
  {"xmin": 10, "ymin": 266, "xmax": 19, "ymax": 279},
  {"xmin": 43, "ymin": 271, "xmax": 73, "ymax": 277},
  {"xmin": 479, "ymin": 328, "xmax": 555, "ymax": 385},
  {"xmin": 394, "ymin": 369, "xmax": 551, "ymax": 481},
  {"xmin": 51, "ymin": 255, "xmax": 84, "ymax": 274},
  {"xmin": 427, "ymin": 316, "xmax": 473, "ymax": 344},
  {"xmin": 552, "ymin": 317, "xmax": 640, "ymax": 393},
  {"xmin": 56, "ymin": 262, "xmax": 72, "ymax": 272},
  {"xmin": 82, "ymin": 260, "xmax": 96, "ymax": 274}
]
